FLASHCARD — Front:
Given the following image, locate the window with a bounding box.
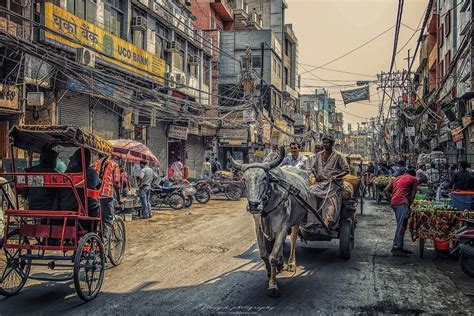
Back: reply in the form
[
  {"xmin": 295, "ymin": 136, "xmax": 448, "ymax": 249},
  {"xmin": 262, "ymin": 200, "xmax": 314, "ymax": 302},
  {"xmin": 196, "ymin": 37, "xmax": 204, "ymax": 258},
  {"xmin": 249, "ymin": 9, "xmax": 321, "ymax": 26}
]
[
  {"xmin": 252, "ymin": 56, "xmax": 261, "ymax": 68},
  {"xmin": 439, "ymin": 23, "xmax": 444, "ymax": 47},
  {"xmin": 104, "ymin": 0, "xmax": 125, "ymax": 38},
  {"xmin": 445, "ymin": 50, "xmax": 451, "ymax": 72},
  {"xmin": 210, "ymin": 16, "xmax": 215, "ymax": 30},
  {"xmin": 155, "ymin": 22, "xmax": 170, "ymax": 59},
  {"xmin": 285, "ymin": 39, "xmax": 290, "ymax": 57},
  {"xmin": 203, "ymin": 57, "xmax": 210, "ymax": 86},
  {"xmin": 445, "ymin": 10, "xmax": 451, "ymax": 36},
  {"xmin": 66, "ymin": 0, "xmax": 96, "ymax": 23},
  {"xmin": 277, "ymin": 63, "xmax": 281, "ymax": 78},
  {"xmin": 174, "ymin": 51, "xmax": 185, "ymax": 71},
  {"xmin": 284, "ymin": 67, "xmax": 289, "ymax": 85}
]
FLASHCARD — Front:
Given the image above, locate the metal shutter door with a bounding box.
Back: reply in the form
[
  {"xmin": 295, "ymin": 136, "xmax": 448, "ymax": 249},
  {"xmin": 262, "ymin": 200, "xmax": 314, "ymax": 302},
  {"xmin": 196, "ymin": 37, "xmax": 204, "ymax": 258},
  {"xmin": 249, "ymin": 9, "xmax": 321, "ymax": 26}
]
[
  {"xmin": 58, "ymin": 92, "xmax": 90, "ymax": 128},
  {"xmin": 92, "ymin": 101, "xmax": 120, "ymax": 140},
  {"xmin": 185, "ymin": 135, "xmax": 205, "ymax": 178},
  {"xmin": 148, "ymin": 123, "xmax": 168, "ymax": 169}
]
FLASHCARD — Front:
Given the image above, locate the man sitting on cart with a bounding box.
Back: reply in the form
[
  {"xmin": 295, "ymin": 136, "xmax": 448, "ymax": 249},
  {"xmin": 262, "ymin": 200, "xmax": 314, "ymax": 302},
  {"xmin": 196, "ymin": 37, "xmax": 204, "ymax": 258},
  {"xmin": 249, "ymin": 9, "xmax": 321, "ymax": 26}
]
[
  {"xmin": 280, "ymin": 142, "xmax": 309, "ymax": 171},
  {"xmin": 23, "ymin": 149, "xmax": 59, "ymax": 210},
  {"xmin": 311, "ymin": 133, "xmax": 350, "ymax": 230}
]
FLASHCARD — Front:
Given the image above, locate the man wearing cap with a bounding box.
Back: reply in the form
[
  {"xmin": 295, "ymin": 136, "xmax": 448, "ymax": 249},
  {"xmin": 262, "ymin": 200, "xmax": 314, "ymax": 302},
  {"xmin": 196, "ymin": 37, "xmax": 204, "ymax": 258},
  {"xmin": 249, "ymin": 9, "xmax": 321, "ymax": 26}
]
[{"xmin": 310, "ymin": 133, "xmax": 350, "ymax": 229}]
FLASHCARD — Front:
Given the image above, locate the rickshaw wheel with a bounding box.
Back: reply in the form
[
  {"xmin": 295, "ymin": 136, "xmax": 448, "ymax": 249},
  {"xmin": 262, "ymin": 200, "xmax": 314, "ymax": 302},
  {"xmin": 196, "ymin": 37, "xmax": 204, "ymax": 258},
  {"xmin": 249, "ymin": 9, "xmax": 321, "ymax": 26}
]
[
  {"xmin": 74, "ymin": 232, "xmax": 105, "ymax": 301},
  {"xmin": 108, "ymin": 215, "xmax": 126, "ymax": 266},
  {"xmin": 419, "ymin": 238, "xmax": 425, "ymax": 259},
  {"xmin": 0, "ymin": 230, "xmax": 31, "ymax": 297}
]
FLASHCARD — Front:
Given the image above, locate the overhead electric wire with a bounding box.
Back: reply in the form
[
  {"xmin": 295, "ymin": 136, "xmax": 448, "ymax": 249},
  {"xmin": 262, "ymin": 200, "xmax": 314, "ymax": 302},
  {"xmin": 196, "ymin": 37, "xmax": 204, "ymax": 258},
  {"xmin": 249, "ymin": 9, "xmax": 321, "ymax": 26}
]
[{"xmin": 300, "ymin": 25, "xmax": 395, "ymax": 76}]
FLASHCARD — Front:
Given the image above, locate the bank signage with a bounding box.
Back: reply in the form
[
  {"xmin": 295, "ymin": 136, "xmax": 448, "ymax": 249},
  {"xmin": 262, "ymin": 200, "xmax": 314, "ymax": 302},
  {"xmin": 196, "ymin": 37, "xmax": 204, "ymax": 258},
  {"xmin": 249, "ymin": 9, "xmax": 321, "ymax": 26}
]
[{"xmin": 43, "ymin": 3, "xmax": 165, "ymax": 83}]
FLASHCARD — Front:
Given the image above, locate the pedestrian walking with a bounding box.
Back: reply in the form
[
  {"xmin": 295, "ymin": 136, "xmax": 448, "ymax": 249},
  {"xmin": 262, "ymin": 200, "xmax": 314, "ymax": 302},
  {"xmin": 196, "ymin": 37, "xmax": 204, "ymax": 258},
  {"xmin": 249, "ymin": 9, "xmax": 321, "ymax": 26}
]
[
  {"xmin": 384, "ymin": 169, "xmax": 418, "ymax": 256},
  {"xmin": 171, "ymin": 158, "xmax": 184, "ymax": 180},
  {"xmin": 212, "ymin": 158, "xmax": 222, "ymax": 173},
  {"xmin": 138, "ymin": 160, "xmax": 158, "ymax": 219},
  {"xmin": 202, "ymin": 157, "xmax": 212, "ymax": 178}
]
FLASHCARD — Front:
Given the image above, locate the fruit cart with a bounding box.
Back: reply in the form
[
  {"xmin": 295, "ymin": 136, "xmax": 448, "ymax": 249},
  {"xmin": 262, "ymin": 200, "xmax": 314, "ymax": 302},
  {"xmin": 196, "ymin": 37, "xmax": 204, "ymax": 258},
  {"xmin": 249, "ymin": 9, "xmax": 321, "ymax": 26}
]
[
  {"xmin": 372, "ymin": 176, "xmax": 394, "ymax": 204},
  {"xmin": 409, "ymin": 200, "xmax": 474, "ymax": 258}
]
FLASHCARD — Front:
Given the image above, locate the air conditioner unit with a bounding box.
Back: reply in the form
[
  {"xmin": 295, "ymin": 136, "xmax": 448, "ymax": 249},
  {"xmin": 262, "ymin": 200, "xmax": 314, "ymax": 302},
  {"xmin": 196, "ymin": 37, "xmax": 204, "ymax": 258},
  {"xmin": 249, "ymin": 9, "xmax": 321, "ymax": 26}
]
[
  {"xmin": 166, "ymin": 72, "xmax": 176, "ymax": 88},
  {"xmin": 76, "ymin": 47, "xmax": 96, "ymax": 68},
  {"xmin": 165, "ymin": 41, "xmax": 181, "ymax": 52},
  {"xmin": 189, "ymin": 55, "xmax": 201, "ymax": 65},
  {"xmin": 175, "ymin": 73, "xmax": 186, "ymax": 85},
  {"xmin": 132, "ymin": 16, "xmax": 148, "ymax": 31},
  {"xmin": 26, "ymin": 92, "xmax": 44, "ymax": 106}
]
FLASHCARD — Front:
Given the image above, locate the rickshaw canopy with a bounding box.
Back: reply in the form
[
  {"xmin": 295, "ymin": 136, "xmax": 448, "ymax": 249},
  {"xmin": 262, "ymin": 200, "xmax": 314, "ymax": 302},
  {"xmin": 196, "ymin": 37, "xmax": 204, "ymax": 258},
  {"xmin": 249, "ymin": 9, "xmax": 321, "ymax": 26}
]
[{"xmin": 9, "ymin": 125, "xmax": 112, "ymax": 155}]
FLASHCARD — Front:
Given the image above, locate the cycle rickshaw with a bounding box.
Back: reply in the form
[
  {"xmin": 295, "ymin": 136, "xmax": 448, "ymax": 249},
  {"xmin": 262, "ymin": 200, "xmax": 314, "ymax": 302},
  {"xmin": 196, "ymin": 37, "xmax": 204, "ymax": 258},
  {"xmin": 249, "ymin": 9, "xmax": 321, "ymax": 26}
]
[{"xmin": 0, "ymin": 125, "xmax": 125, "ymax": 301}]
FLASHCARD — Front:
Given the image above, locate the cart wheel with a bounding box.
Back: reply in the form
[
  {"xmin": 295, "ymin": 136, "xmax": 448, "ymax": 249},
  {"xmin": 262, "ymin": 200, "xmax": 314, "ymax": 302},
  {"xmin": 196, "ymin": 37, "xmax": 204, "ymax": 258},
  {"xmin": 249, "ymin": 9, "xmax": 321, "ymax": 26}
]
[
  {"xmin": 225, "ymin": 184, "xmax": 242, "ymax": 201},
  {"xmin": 0, "ymin": 230, "xmax": 31, "ymax": 297},
  {"xmin": 339, "ymin": 218, "xmax": 354, "ymax": 259},
  {"xmin": 74, "ymin": 232, "xmax": 105, "ymax": 301},
  {"xmin": 460, "ymin": 253, "xmax": 474, "ymax": 278},
  {"xmin": 108, "ymin": 215, "xmax": 126, "ymax": 267},
  {"xmin": 419, "ymin": 238, "xmax": 425, "ymax": 259}
]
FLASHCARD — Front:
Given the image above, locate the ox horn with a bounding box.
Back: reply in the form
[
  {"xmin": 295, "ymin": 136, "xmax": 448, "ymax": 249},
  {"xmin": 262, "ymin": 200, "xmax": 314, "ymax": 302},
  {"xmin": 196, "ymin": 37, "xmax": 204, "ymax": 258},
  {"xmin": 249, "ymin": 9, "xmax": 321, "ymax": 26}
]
[
  {"xmin": 268, "ymin": 147, "xmax": 285, "ymax": 169},
  {"xmin": 227, "ymin": 151, "xmax": 242, "ymax": 170}
]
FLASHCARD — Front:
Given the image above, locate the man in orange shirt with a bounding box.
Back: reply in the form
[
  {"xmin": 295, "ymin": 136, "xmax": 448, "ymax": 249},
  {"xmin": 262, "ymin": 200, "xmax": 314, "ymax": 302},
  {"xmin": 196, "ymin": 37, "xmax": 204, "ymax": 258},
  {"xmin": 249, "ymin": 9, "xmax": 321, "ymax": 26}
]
[{"xmin": 92, "ymin": 155, "xmax": 121, "ymax": 253}]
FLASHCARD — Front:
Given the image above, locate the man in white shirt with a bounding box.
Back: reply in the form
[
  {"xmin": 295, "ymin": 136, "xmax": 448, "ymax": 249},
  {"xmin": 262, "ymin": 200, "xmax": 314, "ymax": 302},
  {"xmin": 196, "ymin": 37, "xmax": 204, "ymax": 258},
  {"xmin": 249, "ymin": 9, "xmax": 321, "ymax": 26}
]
[{"xmin": 280, "ymin": 142, "xmax": 309, "ymax": 171}]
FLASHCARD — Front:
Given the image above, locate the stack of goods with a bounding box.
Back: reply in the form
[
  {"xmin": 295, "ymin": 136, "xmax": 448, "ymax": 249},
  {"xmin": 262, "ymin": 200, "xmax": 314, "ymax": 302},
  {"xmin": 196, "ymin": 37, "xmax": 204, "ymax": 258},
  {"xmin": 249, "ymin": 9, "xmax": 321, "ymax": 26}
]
[
  {"xmin": 409, "ymin": 200, "xmax": 474, "ymax": 241},
  {"xmin": 373, "ymin": 176, "xmax": 394, "ymax": 187},
  {"xmin": 343, "ymin": 174, "xmax": 361, "ymax": 198}
]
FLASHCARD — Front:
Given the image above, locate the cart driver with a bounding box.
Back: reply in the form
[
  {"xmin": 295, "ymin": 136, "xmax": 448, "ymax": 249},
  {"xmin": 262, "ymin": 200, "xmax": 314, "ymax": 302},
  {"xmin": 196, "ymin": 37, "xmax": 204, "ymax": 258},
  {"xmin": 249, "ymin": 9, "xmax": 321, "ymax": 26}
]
[{"xmin": 311, "ymin": 133, "xmax": 350, "ymax": 230}]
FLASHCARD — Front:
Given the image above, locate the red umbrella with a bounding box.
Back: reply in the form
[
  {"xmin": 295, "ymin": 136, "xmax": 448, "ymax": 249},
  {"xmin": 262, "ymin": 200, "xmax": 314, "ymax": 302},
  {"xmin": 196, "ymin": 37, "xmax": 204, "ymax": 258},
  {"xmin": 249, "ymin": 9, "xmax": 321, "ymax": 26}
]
[{"xmin": 109, "ymin": 139, "xmax": 159, "ymax": 166}]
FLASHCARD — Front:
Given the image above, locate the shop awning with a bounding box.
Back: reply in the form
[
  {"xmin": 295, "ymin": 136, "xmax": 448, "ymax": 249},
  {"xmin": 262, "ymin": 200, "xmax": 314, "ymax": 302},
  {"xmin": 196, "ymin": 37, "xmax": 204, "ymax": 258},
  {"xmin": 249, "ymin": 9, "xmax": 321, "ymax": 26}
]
[{"xmin": 109, "ymin": 139, "xmax": 159, "ymax": 166}]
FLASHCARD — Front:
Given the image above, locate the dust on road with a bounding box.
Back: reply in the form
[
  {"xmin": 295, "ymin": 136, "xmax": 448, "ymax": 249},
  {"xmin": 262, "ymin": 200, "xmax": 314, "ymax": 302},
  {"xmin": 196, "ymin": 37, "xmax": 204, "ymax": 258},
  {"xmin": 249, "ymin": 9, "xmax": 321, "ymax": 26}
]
[{"xmin": 0, "ymin": 198, "xmax": 472, "ymax": 314}]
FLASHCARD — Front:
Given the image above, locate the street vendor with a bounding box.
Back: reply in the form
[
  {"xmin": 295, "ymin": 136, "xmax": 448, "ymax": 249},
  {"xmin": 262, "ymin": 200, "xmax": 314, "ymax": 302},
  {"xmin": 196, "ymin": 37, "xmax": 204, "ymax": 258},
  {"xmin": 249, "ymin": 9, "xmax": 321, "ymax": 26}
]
[
  {"xmin": 446, "ymin": 161, "xmax": 474, "ymax": 190},
  {"xmin": 311, "ymin": 133, "xmax": 350, "ymax": 229}
]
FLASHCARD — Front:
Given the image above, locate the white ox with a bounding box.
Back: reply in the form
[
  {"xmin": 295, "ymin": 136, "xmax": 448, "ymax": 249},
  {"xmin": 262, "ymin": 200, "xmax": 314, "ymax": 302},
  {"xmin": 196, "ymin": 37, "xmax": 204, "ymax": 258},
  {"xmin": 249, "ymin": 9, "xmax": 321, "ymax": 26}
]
[{"xmin": 228, "ymin": 149, "xmax": 309, "ymax": 297}]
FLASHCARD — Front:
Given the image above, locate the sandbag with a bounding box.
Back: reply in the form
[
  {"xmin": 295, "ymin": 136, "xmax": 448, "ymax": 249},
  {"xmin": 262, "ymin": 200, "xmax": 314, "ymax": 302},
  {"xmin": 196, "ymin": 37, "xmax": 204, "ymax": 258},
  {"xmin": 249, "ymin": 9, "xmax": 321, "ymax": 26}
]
[
  {"xmin": 342, "ymin": 181, "xmax": 354, "ymax": 200},
  {"xmin": 343, "ymin": 174, "xmax": 361, "ymax": 198}
]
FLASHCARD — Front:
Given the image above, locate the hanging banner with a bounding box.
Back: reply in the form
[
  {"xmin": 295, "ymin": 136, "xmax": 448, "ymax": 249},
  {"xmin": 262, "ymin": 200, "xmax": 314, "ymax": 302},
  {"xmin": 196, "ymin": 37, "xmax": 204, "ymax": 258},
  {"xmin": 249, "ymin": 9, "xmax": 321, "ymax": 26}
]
[
  {"xmin": 340, "ymin": 85, "xmax": 370, "ymax": 105},
  {"xmin": 0, "ymin": 84, "xmax": 19, "ymax": 110},
  {"xmin": 42, "ymin": 3, "xmax": 165, "ymax": 83}
]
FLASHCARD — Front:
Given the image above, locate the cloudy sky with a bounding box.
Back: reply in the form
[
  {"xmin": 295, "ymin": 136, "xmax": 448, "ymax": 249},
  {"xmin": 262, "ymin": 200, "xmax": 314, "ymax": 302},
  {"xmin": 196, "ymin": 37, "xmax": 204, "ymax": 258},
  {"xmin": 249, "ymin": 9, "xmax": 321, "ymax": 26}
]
[{"xmin": 285, "ymin": 0, "xmax": 426, "ymax": 128}]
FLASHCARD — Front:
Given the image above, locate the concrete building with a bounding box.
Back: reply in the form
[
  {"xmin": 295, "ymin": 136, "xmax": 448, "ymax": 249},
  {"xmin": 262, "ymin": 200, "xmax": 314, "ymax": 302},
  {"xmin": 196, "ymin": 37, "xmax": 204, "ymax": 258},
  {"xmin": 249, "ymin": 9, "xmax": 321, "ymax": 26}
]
[{"xmin": 0, "ymin": 0, "xmax": 214, "ymax": 177}]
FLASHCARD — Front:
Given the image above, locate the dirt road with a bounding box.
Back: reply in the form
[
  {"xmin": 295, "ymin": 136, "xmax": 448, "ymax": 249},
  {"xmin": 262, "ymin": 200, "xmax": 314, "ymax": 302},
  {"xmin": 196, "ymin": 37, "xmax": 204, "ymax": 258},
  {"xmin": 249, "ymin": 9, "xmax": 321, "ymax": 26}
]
[{"xmin": 0, "ymin": 198, "xmax": 473, "ymax": 314}]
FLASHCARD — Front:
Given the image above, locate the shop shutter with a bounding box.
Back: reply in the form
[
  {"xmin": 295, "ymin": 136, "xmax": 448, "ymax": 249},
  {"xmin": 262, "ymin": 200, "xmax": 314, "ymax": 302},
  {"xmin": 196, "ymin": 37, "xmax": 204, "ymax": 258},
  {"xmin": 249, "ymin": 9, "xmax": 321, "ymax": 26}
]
[
  {"xmin": 92, "ymin": 101, "xmax": 121, "ymax": 140},
  {"xmin": 57, "ymin": 92, "xmax": 91, "ymax": 161},
  {"xmin": 185, "ymin": 135, "xmax": 205, "ymax": 178},
  {"xmin": 58, "ymin": 92, "xmax": 90, "ymax": 129},
  {"xmin": 148, "ymin": 123, "xmax": 168, "ymax": 171}
]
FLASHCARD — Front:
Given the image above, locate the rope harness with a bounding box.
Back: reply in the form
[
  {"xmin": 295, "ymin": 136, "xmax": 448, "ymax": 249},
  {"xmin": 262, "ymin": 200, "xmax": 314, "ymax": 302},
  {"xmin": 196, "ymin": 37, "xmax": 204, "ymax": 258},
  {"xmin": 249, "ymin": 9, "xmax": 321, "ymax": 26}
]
[{"xmin": 243, "ymin": 165, "xmax": 331, "ymax": 235}]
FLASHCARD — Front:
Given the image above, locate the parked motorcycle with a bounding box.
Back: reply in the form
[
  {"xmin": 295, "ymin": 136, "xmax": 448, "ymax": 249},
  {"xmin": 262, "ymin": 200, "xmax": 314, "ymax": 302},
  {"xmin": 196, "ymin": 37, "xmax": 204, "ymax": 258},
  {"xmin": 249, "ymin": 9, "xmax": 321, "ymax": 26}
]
[
  {"xmin": 193, "ymin": 180, "xmax": 211, "ymax": 204},
  {"xmin": 149, "ymin": 183, "xmax": 185, "ymax": 210},
  {"xmin": 206, "ymin": 176, "xmax": 242, "ymax": 201},
  {"xmin": 452, "ymin": 218, "xmax": 474, "ymax": 277}
]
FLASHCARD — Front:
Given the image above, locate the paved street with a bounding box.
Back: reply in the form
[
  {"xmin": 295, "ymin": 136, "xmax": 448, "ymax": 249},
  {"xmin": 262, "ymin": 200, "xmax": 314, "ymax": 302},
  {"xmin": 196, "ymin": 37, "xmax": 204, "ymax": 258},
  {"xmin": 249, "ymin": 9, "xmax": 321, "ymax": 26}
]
[{"xmin": 0, "ymin": 197, "xmax": 473, "ymax": 314}]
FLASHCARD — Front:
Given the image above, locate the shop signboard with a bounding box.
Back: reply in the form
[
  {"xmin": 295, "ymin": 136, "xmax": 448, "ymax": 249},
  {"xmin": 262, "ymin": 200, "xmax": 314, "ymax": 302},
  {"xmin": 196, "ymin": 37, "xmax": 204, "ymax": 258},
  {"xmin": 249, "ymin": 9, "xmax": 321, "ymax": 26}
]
[
  {"xmin": 188, "ymin": 121, "xmax": 200, "ymax": 135},
  {"xmin": 451, "ymin": 127, "xmax": 464, "ymax": 142},
  {"xmin": 242, "ymin": 109, "xmax": 255, "ymax": 123},
  {"xmin": 462, "ymin": 114, "xmax": 472, "ymax": 128},
  {"xmin": 168, "ymin": 125, "xmax": 188, "ymax": 140},
  {"xmin": 0, "ymin": 84, "xmax": 19, "ymax": 110},
  {"xmin": 218, "ymin": 129, "xmax": 247, "ymax": 140},
  {"xmin": 42, "ymin": 3, "xmax": 165, "ymax": 83}
]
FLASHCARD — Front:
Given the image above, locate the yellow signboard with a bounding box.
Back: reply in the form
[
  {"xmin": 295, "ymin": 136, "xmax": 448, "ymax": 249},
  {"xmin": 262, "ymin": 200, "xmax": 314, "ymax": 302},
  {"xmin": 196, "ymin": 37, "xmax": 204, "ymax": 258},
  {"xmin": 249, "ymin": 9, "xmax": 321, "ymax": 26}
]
[{"xmin": 44, "ymin": 3, "xmax": 165, "ymax": 83}]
